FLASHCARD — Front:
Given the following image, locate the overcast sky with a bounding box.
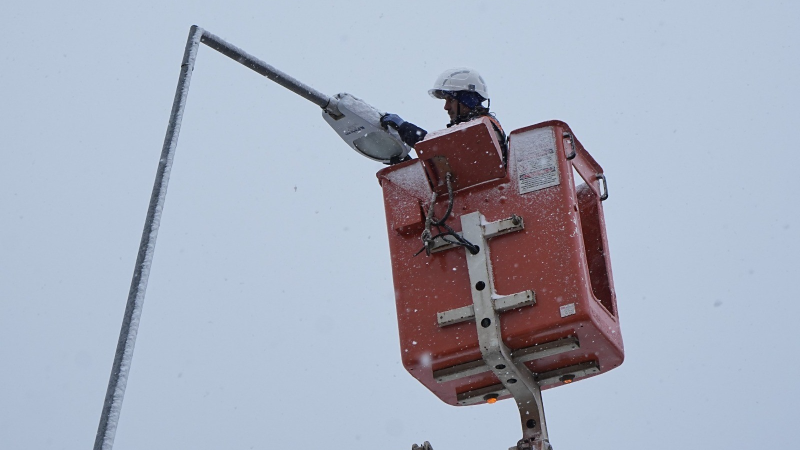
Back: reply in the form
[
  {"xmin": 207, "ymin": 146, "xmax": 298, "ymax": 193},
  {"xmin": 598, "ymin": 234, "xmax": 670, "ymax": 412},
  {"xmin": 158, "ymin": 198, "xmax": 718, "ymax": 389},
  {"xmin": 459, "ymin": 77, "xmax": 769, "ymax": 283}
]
[{"xmin": 2, "ymin": 1, "xmax": 798, "ymax": 449}]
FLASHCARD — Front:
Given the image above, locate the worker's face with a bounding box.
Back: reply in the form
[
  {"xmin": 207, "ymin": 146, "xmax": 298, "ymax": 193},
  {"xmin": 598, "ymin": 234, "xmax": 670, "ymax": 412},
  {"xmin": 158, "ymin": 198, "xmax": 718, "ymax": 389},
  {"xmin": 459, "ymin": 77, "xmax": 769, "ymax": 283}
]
[{"xmin": 444, "ymin": 96, "xmax": 469, "ymax": 121}]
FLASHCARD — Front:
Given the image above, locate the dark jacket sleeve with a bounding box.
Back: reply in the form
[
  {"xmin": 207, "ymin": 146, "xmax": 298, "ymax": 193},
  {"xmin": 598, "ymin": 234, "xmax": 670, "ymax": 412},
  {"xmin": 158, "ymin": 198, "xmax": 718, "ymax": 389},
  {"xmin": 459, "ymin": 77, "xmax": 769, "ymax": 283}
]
[{"xmin": 397, "ymin": 121, "xmax": 428, "ymax": 148}]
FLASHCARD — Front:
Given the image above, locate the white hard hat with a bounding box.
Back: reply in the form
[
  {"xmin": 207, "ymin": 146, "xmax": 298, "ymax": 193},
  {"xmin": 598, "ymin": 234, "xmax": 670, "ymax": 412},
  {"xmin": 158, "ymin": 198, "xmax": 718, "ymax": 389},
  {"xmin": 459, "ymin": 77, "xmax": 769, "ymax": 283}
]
[{"xmin": 428, "ymin": 67, "xmax": 489, "ymax": 101}]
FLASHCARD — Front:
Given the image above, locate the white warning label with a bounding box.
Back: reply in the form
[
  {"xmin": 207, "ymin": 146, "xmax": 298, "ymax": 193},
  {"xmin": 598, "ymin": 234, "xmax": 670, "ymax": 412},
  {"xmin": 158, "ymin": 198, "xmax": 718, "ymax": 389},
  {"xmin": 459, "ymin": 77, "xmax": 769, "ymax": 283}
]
[
  {"xmin": 560, "ymin": 303, "xmax": 576, "ymax": 318},
  {"xmin": 516, "ymin": 127, "xmax": 560, "ymax": 194}
]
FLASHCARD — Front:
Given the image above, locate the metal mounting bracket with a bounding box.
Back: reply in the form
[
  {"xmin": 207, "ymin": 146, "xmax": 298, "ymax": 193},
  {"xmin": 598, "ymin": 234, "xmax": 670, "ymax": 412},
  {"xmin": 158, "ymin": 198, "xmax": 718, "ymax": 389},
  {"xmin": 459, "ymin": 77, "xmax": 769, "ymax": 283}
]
[
  {"xmin": 456, "ymin": 212, "xmax": 552, "ymax": 450},
  {"xmin": 433, "ymin": 336, "xmax": 580, "ymax": 384}
]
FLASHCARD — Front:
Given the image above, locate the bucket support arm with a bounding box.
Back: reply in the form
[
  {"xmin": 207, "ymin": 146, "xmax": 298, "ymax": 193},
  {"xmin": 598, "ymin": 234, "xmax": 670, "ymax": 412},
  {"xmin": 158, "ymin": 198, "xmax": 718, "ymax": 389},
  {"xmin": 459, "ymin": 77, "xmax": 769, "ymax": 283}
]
[{"xmin": 459, "ymin": 211, "xmax": 552, "ymax": 450}]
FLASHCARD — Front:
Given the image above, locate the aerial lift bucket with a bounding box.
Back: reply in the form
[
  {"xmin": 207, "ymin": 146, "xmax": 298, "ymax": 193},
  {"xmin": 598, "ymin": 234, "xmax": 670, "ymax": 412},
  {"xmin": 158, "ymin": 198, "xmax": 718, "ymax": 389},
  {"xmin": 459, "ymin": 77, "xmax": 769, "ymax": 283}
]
[{"xmin": 378, "ymin": 118, "xmax": 622, "ymax": 449}]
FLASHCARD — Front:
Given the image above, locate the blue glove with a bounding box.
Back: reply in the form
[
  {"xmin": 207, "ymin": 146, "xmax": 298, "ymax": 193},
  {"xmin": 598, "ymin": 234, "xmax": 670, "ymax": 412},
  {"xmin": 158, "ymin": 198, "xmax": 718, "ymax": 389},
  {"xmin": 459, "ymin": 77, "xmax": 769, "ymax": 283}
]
[{"xmin": 380, "ymin": 113, "xmax": 405, "ymax": 130}]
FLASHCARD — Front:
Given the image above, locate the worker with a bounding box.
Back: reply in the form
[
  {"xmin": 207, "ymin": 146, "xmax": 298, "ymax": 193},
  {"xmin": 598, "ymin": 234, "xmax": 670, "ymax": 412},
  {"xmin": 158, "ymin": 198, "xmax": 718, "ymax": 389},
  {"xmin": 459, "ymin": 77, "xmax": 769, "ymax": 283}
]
[{"xmin": 380, "ymin": 67, "xmax": 507, "ymax": 161}]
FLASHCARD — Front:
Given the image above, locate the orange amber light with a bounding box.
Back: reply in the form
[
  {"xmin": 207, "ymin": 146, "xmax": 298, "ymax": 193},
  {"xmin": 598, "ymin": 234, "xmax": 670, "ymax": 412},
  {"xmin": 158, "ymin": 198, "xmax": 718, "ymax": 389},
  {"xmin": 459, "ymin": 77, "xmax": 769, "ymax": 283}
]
[{"xmin": 487, "ymin": 398, "xmax": 498, "ymax": 404}]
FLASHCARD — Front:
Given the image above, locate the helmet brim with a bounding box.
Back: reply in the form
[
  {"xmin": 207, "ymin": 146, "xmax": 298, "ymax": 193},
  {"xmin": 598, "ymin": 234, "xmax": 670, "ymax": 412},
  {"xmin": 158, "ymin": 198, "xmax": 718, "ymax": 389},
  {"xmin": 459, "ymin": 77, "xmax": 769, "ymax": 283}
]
[{"xmin": 428, "ymin": 89, "xmax": 451, "ymax": 100}]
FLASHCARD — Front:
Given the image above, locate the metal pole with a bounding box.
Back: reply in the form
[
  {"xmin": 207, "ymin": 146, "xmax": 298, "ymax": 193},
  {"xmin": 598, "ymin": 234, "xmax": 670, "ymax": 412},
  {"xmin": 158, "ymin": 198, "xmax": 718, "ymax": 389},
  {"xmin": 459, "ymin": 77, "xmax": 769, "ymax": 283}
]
[
  {"xmin": 94, "ymin": 25, "xmax": 347, "ymax": 450},
  {"xmin": 93, "ymin": 25, "xmax": 204, "ymax": 450},
  {"xmin": 200, "ymin": 30, "xmax": 332, "ymax": 108}
]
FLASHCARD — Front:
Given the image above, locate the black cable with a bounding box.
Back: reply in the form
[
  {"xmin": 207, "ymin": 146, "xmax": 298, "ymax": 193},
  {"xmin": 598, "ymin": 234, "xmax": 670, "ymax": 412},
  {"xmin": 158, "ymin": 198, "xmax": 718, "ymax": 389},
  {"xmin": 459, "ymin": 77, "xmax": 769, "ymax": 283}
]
[
  {"xmin": 415, "ymin": 174, "xmax": 480, "ymax": 256},
  {"xmin": 432, "ymin": 173, "xmax": 455, "ymax": 226}
]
